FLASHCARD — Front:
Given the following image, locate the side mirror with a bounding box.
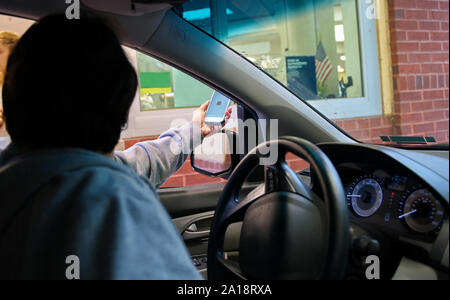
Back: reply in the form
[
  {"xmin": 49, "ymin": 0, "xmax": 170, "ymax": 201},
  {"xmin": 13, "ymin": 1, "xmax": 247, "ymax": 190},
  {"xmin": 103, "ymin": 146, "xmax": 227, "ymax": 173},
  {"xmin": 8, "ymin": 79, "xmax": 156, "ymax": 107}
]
[{"xmin": 191, "ymin": 130, "xmax": 238, "ymax": 178}]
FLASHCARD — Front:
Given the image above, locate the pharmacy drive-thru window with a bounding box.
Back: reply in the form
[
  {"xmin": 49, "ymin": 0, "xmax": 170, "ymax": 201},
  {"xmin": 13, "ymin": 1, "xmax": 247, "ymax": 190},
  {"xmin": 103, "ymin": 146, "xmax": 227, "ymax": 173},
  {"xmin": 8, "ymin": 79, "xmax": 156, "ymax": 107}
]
[{"xmin": 182, "ymin": 0, "xmax": 382, "ymax": 120}]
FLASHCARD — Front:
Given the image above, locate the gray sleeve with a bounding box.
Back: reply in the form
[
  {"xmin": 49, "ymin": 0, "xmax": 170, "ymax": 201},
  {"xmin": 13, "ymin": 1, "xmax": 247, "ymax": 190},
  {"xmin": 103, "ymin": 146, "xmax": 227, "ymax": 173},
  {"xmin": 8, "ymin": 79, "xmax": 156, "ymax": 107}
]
[{"xmin": 114, "ymin": 122, "xmax": 202, "ymax": 188}]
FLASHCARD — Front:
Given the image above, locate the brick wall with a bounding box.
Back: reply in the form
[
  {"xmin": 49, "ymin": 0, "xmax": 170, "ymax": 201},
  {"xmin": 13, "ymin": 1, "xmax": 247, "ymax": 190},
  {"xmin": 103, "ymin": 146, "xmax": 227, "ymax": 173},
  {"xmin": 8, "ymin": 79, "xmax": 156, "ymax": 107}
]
[
  {"xmin": 389, "ymin": 0, "xmax": 449, "ymax": 142},
  {"xmin": 334, "ymin": 115, "xmax": 395, "ymax": 144},
  {"xmin": 336, "ymin": 0, "xmax": 449, "ymax": 144},
  {"xmin": 125, "ymin": 0, "xmax": 449, "ymax": 188}
]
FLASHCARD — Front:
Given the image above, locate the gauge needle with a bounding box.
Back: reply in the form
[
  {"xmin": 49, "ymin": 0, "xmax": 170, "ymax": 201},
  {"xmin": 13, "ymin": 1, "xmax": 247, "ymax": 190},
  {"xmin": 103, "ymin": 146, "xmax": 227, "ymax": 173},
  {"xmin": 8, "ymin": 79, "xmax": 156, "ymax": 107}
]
[
  {"xmin": 347, "ymin": 195, "xmax": 361, "ymax": 198},
  {"xmin": 398, "ymin": 209, "xmax": 417, "ymax": 219}
]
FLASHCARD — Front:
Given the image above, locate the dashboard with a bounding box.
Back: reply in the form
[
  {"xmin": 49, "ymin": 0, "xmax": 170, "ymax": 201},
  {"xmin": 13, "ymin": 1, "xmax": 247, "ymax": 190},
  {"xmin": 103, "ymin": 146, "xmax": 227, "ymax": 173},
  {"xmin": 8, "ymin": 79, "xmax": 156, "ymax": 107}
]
[
  {"xmin": 318, "ymin": 142, "xmax": 449, "ymax": 278},
  {"xmin": 339, "ymin": 163, "xmax": 445, "ymax": 243}
]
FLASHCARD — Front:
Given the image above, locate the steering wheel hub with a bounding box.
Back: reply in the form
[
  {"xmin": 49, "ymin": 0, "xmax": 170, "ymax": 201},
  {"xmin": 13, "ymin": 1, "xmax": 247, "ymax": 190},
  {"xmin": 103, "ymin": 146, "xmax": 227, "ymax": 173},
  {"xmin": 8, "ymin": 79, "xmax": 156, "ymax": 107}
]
[{"xmin": 239, "ymin": 191, "xmax": 325, "ymax": 279}]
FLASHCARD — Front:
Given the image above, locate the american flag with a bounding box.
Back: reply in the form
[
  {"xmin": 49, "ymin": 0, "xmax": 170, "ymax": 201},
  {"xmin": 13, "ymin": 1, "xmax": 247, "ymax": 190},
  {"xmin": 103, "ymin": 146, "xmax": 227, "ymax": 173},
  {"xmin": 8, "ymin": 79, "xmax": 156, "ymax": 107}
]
[{"xmin": 315, "ymin": 41, "xmax": 333, "ymax": 87}]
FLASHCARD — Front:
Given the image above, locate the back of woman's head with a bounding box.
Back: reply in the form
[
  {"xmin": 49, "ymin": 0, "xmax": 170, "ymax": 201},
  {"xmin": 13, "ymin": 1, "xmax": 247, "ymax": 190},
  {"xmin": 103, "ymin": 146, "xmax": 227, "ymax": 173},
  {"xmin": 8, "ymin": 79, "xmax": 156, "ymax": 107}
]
[{"xmin": 2, "ymin": 15, "xmax": 137, "ymax": 153}]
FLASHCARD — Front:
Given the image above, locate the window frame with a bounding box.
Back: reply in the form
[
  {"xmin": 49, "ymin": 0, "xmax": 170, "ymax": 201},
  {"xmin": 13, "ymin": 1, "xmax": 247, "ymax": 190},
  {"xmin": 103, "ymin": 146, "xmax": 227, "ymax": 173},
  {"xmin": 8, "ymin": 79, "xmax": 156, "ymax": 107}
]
[
  {"xmin": 306, "ymin": 0, "xmax": 382, "ymax": 120},
  {"xmin": 181, "ymin": 0, "xmax": 383, "ymax": 120}
]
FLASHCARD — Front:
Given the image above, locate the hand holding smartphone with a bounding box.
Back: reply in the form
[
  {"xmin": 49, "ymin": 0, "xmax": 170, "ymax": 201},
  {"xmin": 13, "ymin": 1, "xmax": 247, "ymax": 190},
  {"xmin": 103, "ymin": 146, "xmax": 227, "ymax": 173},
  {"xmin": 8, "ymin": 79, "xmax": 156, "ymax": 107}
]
[{"xmin": 205, "ymin": 91, "xmax": 231, "ymax": 126}]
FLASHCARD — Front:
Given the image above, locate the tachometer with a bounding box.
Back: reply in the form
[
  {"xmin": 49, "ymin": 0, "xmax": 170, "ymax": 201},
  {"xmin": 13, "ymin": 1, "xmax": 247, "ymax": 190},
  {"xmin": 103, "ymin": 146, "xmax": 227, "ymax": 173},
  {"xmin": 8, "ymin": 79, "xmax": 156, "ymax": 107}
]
[
  {"xmin": 347, "ymin": 175, "xmax": 383, "ymax": 217},
  {"xmin": 399, "ymin": 188, "xmax": 444, "ymax": 233}
]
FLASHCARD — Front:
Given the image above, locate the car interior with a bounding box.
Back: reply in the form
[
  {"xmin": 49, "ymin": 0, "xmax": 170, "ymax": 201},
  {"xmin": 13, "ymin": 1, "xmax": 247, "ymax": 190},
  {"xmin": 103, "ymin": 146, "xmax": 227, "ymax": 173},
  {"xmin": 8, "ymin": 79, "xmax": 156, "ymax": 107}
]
[{"xmin": 0, "ymin": 0, "xmax": 448, "ymax": 280}]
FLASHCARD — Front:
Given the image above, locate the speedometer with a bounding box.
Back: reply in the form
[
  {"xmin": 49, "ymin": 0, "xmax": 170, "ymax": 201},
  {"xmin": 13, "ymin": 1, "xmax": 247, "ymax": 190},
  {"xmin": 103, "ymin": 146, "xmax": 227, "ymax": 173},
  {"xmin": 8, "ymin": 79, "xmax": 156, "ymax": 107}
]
[
  {"xmin": 347, "ymin": 175, "xmax": 383, "ymax": 217},
  {"xmin": 399, "ymin": 188, "xmax": 444, "ymax": 233}
]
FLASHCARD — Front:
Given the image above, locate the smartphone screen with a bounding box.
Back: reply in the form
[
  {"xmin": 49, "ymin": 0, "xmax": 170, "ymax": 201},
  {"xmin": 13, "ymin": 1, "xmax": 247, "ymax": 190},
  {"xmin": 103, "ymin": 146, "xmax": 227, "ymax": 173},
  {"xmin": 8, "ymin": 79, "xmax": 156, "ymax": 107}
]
[{"xmin": 205, "ymin": 91, "xmax": 231, "ymax": 124}]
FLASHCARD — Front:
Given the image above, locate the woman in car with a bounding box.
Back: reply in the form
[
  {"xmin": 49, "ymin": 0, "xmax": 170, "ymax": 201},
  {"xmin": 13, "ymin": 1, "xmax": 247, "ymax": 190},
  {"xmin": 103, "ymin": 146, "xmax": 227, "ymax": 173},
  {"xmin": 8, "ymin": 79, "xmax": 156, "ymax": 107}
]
[{"xmin": 0, "ymin": 15, "xmax": 230, "ymax": 279}]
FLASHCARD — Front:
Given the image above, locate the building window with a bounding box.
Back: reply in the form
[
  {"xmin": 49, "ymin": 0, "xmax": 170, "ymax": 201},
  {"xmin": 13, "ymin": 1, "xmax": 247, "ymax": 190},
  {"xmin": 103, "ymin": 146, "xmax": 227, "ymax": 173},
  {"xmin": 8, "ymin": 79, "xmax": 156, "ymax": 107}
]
[
  {"xmin": 182, "ymin": 0, "xmax": 382, "ymax": 119},
  {"xmin": 136, "ymin": 52, "xmax": 213, "ymax": 111}
]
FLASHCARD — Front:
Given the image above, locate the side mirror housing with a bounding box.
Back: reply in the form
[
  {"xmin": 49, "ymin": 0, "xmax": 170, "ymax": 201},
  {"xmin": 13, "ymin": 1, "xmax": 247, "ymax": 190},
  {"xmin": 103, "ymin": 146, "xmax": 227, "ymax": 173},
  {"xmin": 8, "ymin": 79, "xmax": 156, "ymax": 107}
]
[{"xmin": 191, "ymin": 130, "xmax": 239, "ymax": 179}]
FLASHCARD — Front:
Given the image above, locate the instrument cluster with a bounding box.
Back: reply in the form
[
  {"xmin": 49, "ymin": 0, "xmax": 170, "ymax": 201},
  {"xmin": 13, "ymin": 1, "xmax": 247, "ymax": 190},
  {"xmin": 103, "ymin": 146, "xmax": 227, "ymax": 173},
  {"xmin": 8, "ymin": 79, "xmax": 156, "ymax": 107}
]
[{"xmin": 342, "ymin": 167, "xmax": 447, "ymax": 241}]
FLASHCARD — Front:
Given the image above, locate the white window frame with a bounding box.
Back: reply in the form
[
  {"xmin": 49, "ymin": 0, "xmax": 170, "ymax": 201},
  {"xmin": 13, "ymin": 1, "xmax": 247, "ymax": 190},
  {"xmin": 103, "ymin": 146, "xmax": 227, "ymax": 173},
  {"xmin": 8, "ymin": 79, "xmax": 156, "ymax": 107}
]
[{"xmin": 307, "ymin": 0, "xmax": 382, "ymax": 119}]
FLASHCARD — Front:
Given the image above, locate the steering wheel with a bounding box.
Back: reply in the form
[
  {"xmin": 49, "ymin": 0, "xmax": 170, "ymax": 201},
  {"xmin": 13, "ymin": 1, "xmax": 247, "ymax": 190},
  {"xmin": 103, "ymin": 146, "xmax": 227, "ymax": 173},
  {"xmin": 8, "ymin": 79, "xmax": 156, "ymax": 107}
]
[{"xmin": 207, "ymin": 137, "xmax": 350, "ymax": 280}]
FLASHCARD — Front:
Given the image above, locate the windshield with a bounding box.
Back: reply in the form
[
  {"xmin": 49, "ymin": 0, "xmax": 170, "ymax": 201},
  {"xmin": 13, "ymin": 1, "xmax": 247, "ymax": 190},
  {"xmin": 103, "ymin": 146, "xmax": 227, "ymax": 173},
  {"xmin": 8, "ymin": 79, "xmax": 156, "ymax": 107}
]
[{"xmin": 181, "ymin": 0, "xmax": 449, "ymax": 147}]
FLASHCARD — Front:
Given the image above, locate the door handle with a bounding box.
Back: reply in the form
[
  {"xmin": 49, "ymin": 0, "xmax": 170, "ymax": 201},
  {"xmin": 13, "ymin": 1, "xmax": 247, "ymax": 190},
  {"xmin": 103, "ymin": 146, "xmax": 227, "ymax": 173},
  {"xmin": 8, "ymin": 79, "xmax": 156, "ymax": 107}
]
[
  {"xmin": 182, "ymin": 222, "xmax": 210, "ymax": 241},
  {"xmin": 182, "ymin": 229, "xmax": 210, "ymax": 241}
]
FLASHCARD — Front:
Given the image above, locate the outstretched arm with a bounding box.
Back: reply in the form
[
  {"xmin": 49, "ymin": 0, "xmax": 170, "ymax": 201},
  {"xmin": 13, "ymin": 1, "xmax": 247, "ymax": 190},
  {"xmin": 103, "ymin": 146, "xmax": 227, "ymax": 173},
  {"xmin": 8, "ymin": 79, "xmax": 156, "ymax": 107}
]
[{"xmin": 114, "ymin": 101, "xmax": 232, "ymax": 188}]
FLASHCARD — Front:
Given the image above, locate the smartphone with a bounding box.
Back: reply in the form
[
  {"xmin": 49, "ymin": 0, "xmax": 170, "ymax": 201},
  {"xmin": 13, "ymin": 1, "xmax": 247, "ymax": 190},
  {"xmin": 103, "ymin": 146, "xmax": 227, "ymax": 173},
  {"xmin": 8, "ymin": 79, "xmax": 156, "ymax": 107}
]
[{"xmin": 205, "ymin": 91, "xmax": 231, "ymax": 125}]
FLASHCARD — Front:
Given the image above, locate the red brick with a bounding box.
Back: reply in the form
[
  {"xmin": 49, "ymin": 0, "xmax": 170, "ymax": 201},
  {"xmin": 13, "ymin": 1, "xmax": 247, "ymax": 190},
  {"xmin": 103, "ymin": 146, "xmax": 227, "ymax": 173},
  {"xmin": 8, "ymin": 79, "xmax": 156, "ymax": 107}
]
[
  {"xmin": 436, "ymin": 120, "xmax": 449, "ymax": 131},
  {"xmin": 407, "ymin": 76, "xmax": 416, "ymax": 90},
  {"xmin": 393, "ymin": 0, "xmax": 417, "ymax": 9},
  {"xmin": 408, "ymin": 53, "xmax": 432, "ymax": 63},
  {"xmin": 161, "ymin": 176, "xmax": 184, "ymax": 188},
  {"xmin": 381, "ymin": 116, "xmax": 394, "ymax": 126},
  {"xmin": 417, "ymin": 0, "xmax": 439, "ymax": 9},
  {"xmin": 124, "ymin": 139, "xmax": 139, "ymax": 149},
  {"xmin": 185, "ymin": 174, "xmax": 224, "ymax": 186},
  {"xmin": 424, "ymin": 110, "xmax": 446, "ymax": 121},
  {"xmin": 396, "ymin": 102, "xmax": 412, "ymax": 113},
  {"xmin": 285, "ymin": 152, "xmax": 299, "ymax": 161},
  {"xmin": 421, "ymin": 63, "xmax": 444, "ymax": 73},
  {"xmin": 397, "ymin": 76, "xmax": 409, "ymax": 90},
  {"xmin": 430, "ymin": 32, "xmax": 450, "ymax": 41},
  {"xmin": 411, "ymin": 101, "xmax": 434, "ymax": 111},
  {"xmin": 431, "ymin": 11, "xmax": 449, "ymax": 20},
  {"xmin": 175, "ymin": 161, "xmax": 196, "ymax": 176},
  {"xmin": 398, "ymin": 64, "xmax": 421, "ymax": 73},
  {"xmin": 351, "ymin": 129, "xmax": 371, "ymax": 140},
  {"xmin": 369, "ymin": 117, "xmax": 382, "ymax": 128},
  {"xmin": 397, "ymin": 42, "xmax": 420, "ymax": 52},
  {"xmin": 423, "ymin": 90, "xmax": 444, "ymax": 100},
  {"xmin": 407, "ymin": 31, "xmax": 429, "ymax": 41},
  {"xmin": 443, "ymin": 42, "xmax": 449, "ymax": 51},
  {"xmin": 438, "ymin": 75, "xmax": 446, "ymax": 88},
  {"xmin": 420, "ymin": 42, "xmax": 443, "ymax": 51},
  {"xmin": 393, "ymin": 20, "xmax": 419, "ymax": 30},
  {"xmin": 398, "ymin": 112, "xmax": 424, "ymax": 124},
  {"xmin": 442, "ymin": 21, "xmax": 449, "ymax": 31},
  {"xmin": 357, "ymin": 119, "xmax": 370, "ymax": 129},
  {"xmin": 287, "ymin": 159, "xmax": 310, "ymax": 172},
  {"xmin": 440, "ymin": 1, "xmax": 449, "ymax": 10},
  {"xmin": 342, "ymin": 119, "xmax": 358, "ymax": 131},
  {"xmin": 399, "ymin": 124, "xmax": 413, "ymax": 135},
  {"xmin": 423, "ymin": 75, "xmax": 430, "ymax": 89},
  {"xmin": 433, "ymin": 100, "xmax": 449, "ymax": 110},
  {"xmin": 405, "ymin": 9, "xmax": 428, "ymax": 19},
  {"xmin": 397, "ymin": 54, "xmax": 410, "ymax": 64},
  {"xmin": 431, "ymin": 53, "xmax": 449, "ymax": 62},
  {"xmin": 419, "ymin": 21, "xmax": 441, "ymax": 30},
  {"xmin": 397, "ymin": 91, "xmax": 422, "ymax": 101},
  {"xmin": 413, "ymin": 123, "xmax": 435, "ymax": 133},
  {"xmin": 391, "ymin": 31, "xmax": 407, "ymax": 42},
  {"xmin": 430, "ymin": 75, "xmax": 438, "ymax": 88}
]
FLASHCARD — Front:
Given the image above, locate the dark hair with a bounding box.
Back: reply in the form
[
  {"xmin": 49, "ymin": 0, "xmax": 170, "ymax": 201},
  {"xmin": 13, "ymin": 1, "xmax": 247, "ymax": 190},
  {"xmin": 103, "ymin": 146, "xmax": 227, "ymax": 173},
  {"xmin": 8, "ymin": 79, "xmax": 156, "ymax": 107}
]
[{"xmin": 2, "ymin": 15, "xmax": 138, "ymax": 153}]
